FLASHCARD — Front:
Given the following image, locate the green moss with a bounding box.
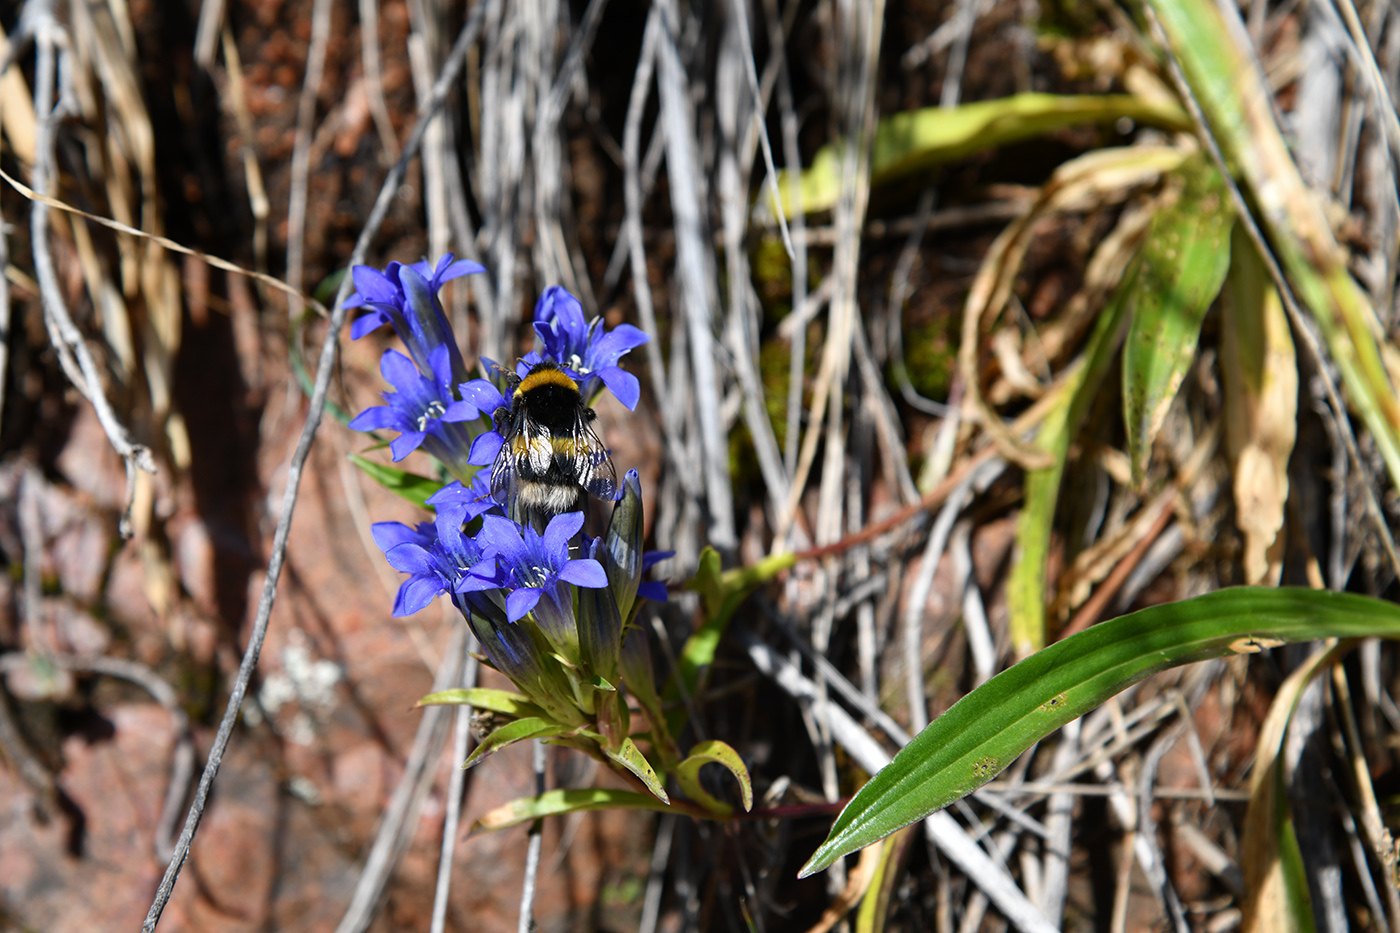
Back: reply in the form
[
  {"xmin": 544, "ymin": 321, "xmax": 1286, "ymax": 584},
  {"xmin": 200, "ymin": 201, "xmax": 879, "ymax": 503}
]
[
  {"xmin": 899, "ymin": 315, "xmax": 958, "ymax": 400},
  {"xmin": 751, "ymin": 236, "xmax": 794, "ymax": 322}
]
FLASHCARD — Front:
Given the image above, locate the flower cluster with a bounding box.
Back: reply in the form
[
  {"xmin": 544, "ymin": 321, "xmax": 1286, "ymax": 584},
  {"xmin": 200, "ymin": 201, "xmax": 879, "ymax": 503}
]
[{"xmin": 349, "ymin": 256, "xmax": 679, "ymax": 792}]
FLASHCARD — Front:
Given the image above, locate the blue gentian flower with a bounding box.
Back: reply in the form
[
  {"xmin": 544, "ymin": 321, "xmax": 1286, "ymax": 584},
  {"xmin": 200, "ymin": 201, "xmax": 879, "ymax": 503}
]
[
  {"xmin": 356, "ymin": 260, "xmax": 686, "ymax": 777},
  {"xmin": 347, "ymin": 254, "xmax": 483, "ymax": 386},
  {"xmin": 463, "ymin": 512, "xmax": 608, "ymax": 623},
  {"xmin": 349, "ymin": 346, "xmax": 480, "ymax": 478},
  {"xmin": 531, "ymin": 286, "xmax": 648, "ymax": 410}
]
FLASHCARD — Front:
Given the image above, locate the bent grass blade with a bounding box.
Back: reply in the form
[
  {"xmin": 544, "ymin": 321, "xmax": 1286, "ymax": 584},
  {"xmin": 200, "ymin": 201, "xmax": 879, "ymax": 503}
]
[
  {"xmin": 800, "ymin": 588, "xmax": 1400, "ymax": 877},
  {"xmin": 773, "ymin": 93, "xmax": 1190, "ymax": 217}
]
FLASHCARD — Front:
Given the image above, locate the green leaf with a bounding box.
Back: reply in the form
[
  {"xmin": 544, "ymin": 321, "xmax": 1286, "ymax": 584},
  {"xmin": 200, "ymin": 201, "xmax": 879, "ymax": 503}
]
[
  {"xmin": 674, "ymin": 739, "xmax": 754, "ymax": 815},
  {"xmin": 605, "ymin": 736, "xmax": 669, "ymax": 804},
  {"xmin": 800, "ymin": 587, "xmax": 1400, "ymax": 877},
  {"xmin": 416, "ymin": 687, "xmax": 545, "ymax": 720},
  {"xmin": 314, "ymin": 268, "xmax": 348, "ymax": 307},
  {"xmin": 1146, "ymin": 0, "xmax": 1400, "ymax": 497},
  {"xmin": 855, "ymin": 825, "xmax": 917, "ymax": 933},
  {"xmin": 773, "ymin": 93, "xmax": 1190, "ymax": 217},
  {"xmin": 1008, "ymin": 242, "xmax": 1138, "ymax": 654},
  {"xmin": 349, "ymin": 454, "xmax": 444, "ymax": 510},
  {"xmin": 462, "ymin": 717, "xmax": 568, "ymax": 769},
  {"xmin": 1122, "ymin": 156, "xmax": 1234, "ymax": 483},
  {"xmin": 472, "ymin": 788, "xmax": 679, "ymax": 833},
  {"xmin": 1240, "ymin": 644, "xmax": 1335, "ymax": 933}
]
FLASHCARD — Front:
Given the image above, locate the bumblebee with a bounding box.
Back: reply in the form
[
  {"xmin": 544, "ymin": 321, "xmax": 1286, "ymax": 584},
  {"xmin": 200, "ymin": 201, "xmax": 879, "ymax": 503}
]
[{"xmin": 490, "ymin": 360, "xmax": 616, "ymax": 523}]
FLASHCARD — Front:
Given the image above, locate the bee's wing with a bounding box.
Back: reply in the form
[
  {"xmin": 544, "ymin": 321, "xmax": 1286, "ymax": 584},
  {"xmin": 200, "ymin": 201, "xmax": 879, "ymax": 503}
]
[
  {"xmin": 491, "ymin": 414, "xmax": 557, "ymax": 503},
  {"xmin": 488, "ymin": 435, "xmax": 517, "ymax": 503},
  {"xmin": 571, "ymin": 411, "xmax": 617, "ymax": 501}
]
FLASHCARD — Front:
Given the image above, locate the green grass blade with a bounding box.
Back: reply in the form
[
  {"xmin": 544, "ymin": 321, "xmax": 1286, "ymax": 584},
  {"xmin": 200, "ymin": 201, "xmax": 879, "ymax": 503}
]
[
  {"xmin": 471, "ymin": 788, "xmax": 683, "ymax": 833},
  {"xmin": 1122, "ymin": 156, "xmax": 1234, "ymax": 483},
  {"xmin": 1008, "ymin": 254, "xmax": 1137, "ymax": 653},
  {"xmin": 1146, "ymin": 0, "xmax": 1400, "ymax": 491},
  {"xmin": 800, "ymin": 587, "xmax": 1400, "ymax": 877},
  {"xmin": 349, "ymin": 454, "xmax": 444, "ymax": 510},
  {"xmin": 774, "ymin": 93, "xmax": 1190, "ymax": 217}
]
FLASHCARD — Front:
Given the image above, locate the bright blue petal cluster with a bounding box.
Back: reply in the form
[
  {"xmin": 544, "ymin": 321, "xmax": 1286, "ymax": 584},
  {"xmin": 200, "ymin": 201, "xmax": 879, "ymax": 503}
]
[
  {"xmin": 353, "ymin": 256, "xmax": 670, "ymax": 745},
  {"xmin": 530, "ymin": 286, "xmax": 648, "ymax": 410},
  {"xmin": 463, "ymin": 512, "xmax": 607, "ymax": 622}
]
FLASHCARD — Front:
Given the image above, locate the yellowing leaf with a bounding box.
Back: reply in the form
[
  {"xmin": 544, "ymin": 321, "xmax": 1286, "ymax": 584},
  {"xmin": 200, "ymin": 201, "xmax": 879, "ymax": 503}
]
[
  {"xmin": 772, "ymin": 93, "xmax": 1190, "ymax": 218},
  {"xmin": 1221, "ymin": 227, "xmax": 1297, "ymax": 585}
]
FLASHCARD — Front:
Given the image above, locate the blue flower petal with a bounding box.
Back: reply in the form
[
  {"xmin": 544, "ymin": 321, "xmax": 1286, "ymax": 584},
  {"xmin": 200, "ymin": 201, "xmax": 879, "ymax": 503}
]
[
  {"xmin": 637, "ymin": 580, "xmax": 669, "ymax": 602},
  {"xmin": 641, "ymin": 550, "xmax": 675, "ymax": 572},
  {"xmin": 478, "ymin": 514, "xmax": 527, "ymax": 561},
  {"xmin": 440, "ymin": 400, "xmax": 477, "ymax": 422},
  {"xmin": 384, "ymin": 542, "xmax": 436, "ymax": 575},
  {"xmin": 436, "ymin": 257, "xmax": 486, "ymax": 282},
  {"xmin": 371, "ymin": 522, "xmax": 428, "ymax": 554},
  {"xmin": 592, "ymin": 324, "xmax": 649, "ymax": 357},
  {"xmin": 379, "ymin": 349, "xmax": 419, "ymax": 387},
  {"xmin": 542, "ymin": 511, "xmax": 585, "ymax": 554},
  {"xmin": 559, "ymin": 558, "xmax": 608, "ymax": 589},
  {"xmin": 389, "ymin": 431, "xmax": 427, "ymax": 460},
  {"xmin": 596, "ymin": 366, "xmax": 641, "ymax": 411},
  {"xmin": 468, "ymin": 430, "xmax": 504, "ymax": 466},
  {"xmin": 352, "ymin": 264, "xmax": 401, "ymax": 305},
  {"xmin": 394, "ymin": 576, "xmax": 445, "ymax": 617},
  {"xmin": 506, "ymin": 588, "xmax": 542, "ymax": 622},
  {"xmin": 350, "ymin": 308, "xmax": 391, "ymax": 339},
  {"xmin": 459, "ymin": 379, "xmax": 508, "ymax": 413},
  {"xmin": 348, "ymin": 405, "xmax": 399, "ymax": 432}
]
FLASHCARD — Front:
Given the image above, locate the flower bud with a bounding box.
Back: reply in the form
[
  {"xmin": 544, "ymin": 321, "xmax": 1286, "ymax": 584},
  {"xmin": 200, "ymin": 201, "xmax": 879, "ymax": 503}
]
[
  {"xmin": 604, "ymin": 470, "xmax": 643, "ymax": 619},
  {"xmin": 577, "ymin": 537, "xmax": 622, "ymax": 684}
]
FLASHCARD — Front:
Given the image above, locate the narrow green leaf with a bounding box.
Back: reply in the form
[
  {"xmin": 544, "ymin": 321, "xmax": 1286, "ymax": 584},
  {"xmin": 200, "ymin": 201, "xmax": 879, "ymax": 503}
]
[
  {"xmin": 462, "ymin": 717, "xmax": 567, "ymax": 769},
  {"xmin": 1241, "ymin": 645, "xmax": 1334, "ymax": 933},
  {"xmin": 606, "ymin": 736, "xmax": 670, "ymax": 804},
  {"xmin": 774, "ymin": 93, "xmax": 1191, "ymax": 217},
  {"xmin": 473, "ymin": 788, "xmax": 678, "ymax": 832},
  {"xmin": 314, "ymin": 268, "xmax": 348, "ymax": 307},
  {"xmin": 1147, "ymin": 0, "xmax": 1400, "ymax": 495},
  {"xmin": 1122, "ymin": 156, "xmax": 1234, "ymax": 483},
  {"xmin": 855, "ymin": 825, "xmax": 917, "ymax": 933},
  {"xmin": 416, "ymin": 687, "xmax": 545, "ymax": 720},
  {"xmin": 800, "ymin": 587, "xmax": 1400, "ymax": 877},
  {"xmin": 349, "ymin": 454, "xmax": 445, "ymax": 510},
  {"xmin": 1008, "ymin": 250, "xmax": 1137, "ymax": 653},
  {"xmin": 674, "ymin": 739, "xmax": 754, "ymax": 815}
]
